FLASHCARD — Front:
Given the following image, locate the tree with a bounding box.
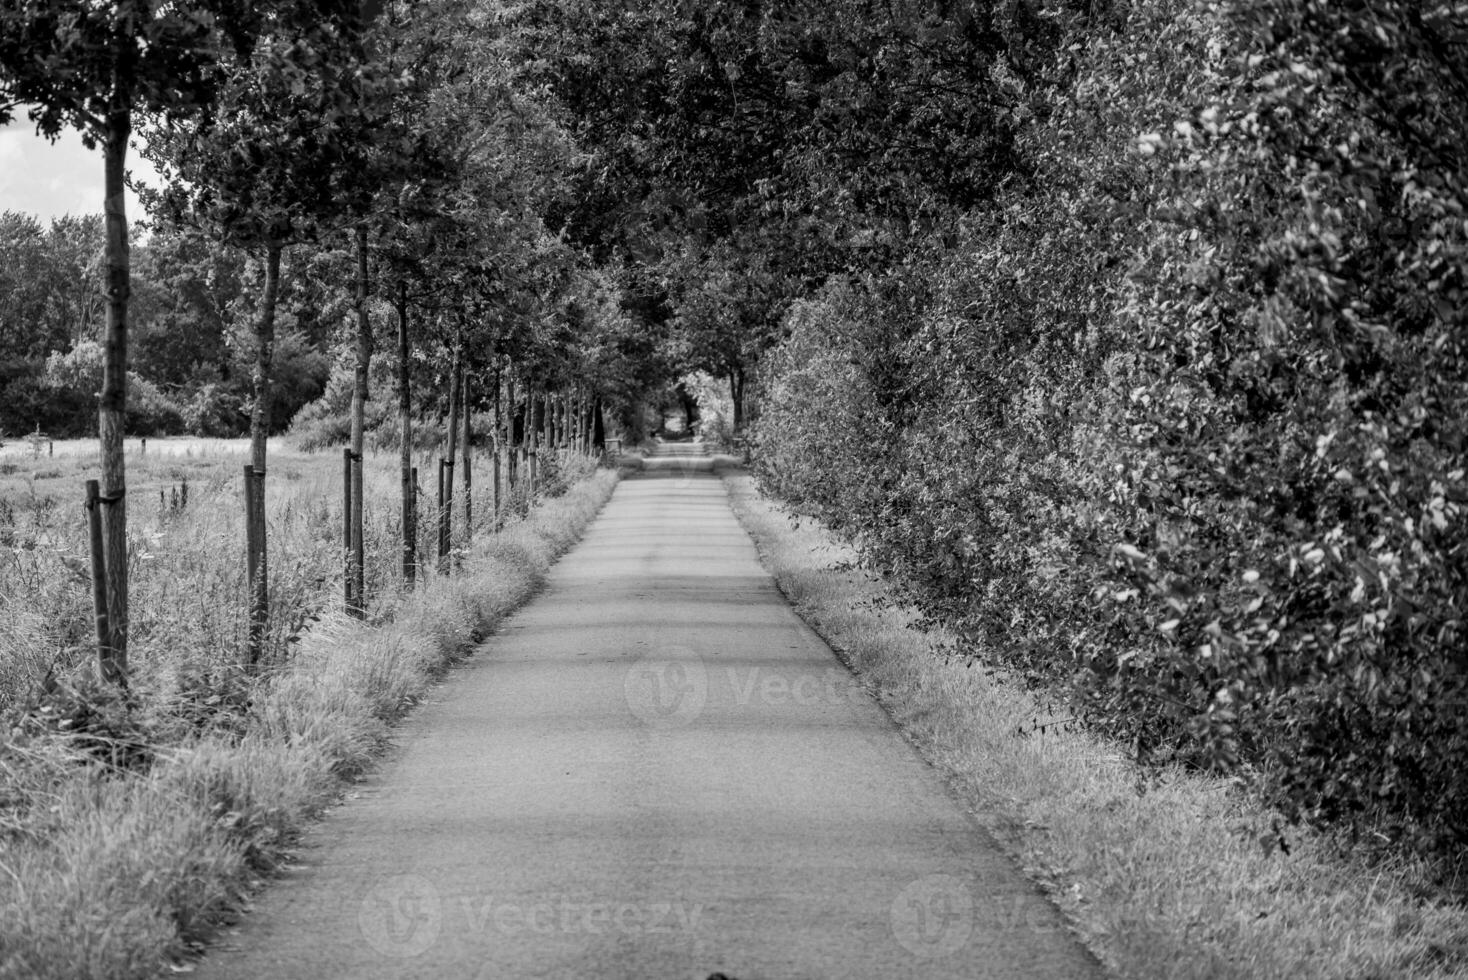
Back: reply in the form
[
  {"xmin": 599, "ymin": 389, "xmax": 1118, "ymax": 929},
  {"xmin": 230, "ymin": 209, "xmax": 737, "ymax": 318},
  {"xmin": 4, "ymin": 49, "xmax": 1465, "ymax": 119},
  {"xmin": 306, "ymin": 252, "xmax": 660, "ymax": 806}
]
[
  {"xmin": 0, "ymin": 212, "xmax": 108, "ymax": 437},
  {"xmin": 1, "ymin": 0, "xmax": 277, "ymax": 684},
  {"xmin": 665, "ymin": 239, "xmax": 786, "ymax": 433},
  {"xmin": 144, "ymin": 0, "xmax": 391, "ymax": 654},
  {"xmin": 129, "ymin": 228, "xmax": 245, "ymax": 393},
  {"xmin": 372, "ymin": 3, "xmax": 580, "ymax": 572}
]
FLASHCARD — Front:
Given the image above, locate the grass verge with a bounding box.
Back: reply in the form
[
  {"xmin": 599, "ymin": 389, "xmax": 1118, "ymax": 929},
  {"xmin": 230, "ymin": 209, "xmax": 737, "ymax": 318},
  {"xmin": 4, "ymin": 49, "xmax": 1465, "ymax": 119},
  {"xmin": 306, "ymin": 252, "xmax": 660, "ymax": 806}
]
[
  {"xmin": 0, "ymin": 468, "xmax": 619, "ymax": 980},
  {"xmin": 723, "ymin": 471, "xmax": 1468, "ymax": 980}
]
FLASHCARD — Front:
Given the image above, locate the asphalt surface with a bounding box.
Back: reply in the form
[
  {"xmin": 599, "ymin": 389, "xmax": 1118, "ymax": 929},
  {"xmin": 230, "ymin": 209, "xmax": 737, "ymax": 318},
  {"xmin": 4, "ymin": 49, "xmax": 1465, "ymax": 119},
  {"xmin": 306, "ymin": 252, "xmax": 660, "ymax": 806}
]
[{"xmin": 190, "ymin": 444, "xmax": 1104, "ymax": 980}]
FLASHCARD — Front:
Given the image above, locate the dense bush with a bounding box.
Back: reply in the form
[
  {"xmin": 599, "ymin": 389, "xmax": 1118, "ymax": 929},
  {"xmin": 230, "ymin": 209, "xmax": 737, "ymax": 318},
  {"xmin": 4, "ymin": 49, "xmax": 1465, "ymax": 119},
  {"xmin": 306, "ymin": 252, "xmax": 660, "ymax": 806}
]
[
  {"xmin": 1, "ymin": 342, "xmax": 188, "ymax": 438},
  {"xmin": 287, "ymin": 356, "xmax": 398, "ymax": 450},
  {"xmin": 756, "ymin": 0, "xmax": 1468, "ymax": 858},
  {"xmin": 0, "ymin": 358, "xmax": 92, "ymax": 437}
]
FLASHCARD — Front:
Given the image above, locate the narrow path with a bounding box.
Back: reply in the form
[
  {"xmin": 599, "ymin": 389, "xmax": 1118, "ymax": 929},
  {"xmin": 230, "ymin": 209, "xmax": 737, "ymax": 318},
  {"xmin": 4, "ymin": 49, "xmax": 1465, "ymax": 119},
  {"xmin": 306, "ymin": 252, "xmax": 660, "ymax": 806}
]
[{"xmin": 193, "ymin": 447, "xmax": 1103, "ymax": 980}]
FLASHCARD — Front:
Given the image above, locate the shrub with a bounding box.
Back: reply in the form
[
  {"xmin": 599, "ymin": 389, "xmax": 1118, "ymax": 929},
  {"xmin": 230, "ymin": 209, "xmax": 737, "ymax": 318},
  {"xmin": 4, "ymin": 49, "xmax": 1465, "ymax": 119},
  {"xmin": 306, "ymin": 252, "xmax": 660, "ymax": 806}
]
[{"xmin": 754, "ymin": 0, "xmax": 1468, "ymax": 859}]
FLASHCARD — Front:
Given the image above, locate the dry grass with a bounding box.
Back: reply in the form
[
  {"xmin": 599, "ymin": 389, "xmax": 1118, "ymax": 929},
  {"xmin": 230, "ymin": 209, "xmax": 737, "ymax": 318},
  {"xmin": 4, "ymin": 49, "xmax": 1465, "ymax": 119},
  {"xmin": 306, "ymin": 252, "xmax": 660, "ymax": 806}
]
[
  {"xmin": 0, "ymin": 442, "xmax": 617, "ymax": 980},
  {"xmin": 0, "ymin": 438, "xmax": 588, "ymax": 707},
  {"xmin": 723, "ymin": 472, "xmax": 1468, "ymax": 980}
]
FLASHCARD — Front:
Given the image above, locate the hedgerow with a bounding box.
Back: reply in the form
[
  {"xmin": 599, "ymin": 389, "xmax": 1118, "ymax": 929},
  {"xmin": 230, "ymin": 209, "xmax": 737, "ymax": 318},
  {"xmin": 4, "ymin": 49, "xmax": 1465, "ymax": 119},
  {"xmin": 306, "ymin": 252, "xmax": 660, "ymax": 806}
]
[{"xmin": 755, "ymin": 0, "xmax": 1468, "ymax": 860}]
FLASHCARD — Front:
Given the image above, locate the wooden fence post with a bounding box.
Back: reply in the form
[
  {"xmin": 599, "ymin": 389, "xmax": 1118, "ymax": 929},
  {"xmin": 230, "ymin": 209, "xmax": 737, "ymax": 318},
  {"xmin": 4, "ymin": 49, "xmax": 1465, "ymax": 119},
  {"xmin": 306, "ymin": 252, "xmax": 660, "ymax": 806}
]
[
  {"xmin": 243, "ymin": 464, "xmax": 264, "ymax": 664},
  {"xmin": 84, "ymin": 480, "xmax": 112, "ymax": 682},
  {"xmin": 437, "ymin": 458, "xmax": 450, "ymax": 572},
  {"xmin": 409, "ymin": 465, "xmax": 419, "ymax": 583},
  {"xmin": 343, "ymin": 447, "xmax": 354, "ymax": 614},
  {"xmin": 350, "ymin": 449, "xmax": 364, "ymax": 619}
]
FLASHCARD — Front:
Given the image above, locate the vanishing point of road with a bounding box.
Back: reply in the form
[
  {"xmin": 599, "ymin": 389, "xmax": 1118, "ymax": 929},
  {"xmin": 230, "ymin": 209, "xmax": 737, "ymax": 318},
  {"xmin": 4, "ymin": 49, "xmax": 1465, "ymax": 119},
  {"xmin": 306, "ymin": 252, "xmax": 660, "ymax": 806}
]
[{"xmin": 192, "ymin": 444, "xmax": 1104, "ymax": 980}]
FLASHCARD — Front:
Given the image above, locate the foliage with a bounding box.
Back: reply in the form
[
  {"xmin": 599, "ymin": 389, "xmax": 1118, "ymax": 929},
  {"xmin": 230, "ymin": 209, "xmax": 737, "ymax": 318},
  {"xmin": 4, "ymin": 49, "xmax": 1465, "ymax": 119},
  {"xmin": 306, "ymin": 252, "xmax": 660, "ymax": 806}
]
[
  {"xmin": 287, "ymin": 353, "xmax": 400, "ymax": 450},
  {"xmin": 0, "ymin": 212, "xmax": 103, "ymax": 362},
  {"xmin": 756, "ymin": 0, "xmax": 1468, "ymax": 860},
  {"xmin": 40, "ymin": 342, "xmax": 185, "ymax": 436}
]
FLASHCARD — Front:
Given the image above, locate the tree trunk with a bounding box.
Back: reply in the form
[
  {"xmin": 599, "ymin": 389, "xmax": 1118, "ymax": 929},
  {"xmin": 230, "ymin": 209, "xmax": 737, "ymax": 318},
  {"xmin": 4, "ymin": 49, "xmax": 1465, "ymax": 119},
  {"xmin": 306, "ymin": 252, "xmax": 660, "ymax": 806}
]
[
  {"xmin": 491, "ymin": 364, "xmax": 502, "ymax": 526},
  {"xmin": 97, "ymin": 112, "xmax": 131, "ymax": 686},
  {"xmin": 246, "ymin": 243, "xmax": 282, "ymax": 662},
  {"xmin": 627, "ymin": 396, "xmax": 645, "ymax": 445},
  {"xmin": 506, "ymin": 373, "xmax": 519, "ymax": 492},
  {"xmin": 526, "ymin": 392, "xmax": 538, "ymax": 493},
  {"xmin": 462, "ymin": 367, "xmax": 473, "ymax": 543},
  {"xmin": 592, "ymin": 394, "xmax": 606, "ymax": 452},
  {"xmin": 570, "ymin": 387, "xmax": 581, "ymax": 454},
  {"xmin": 440, "ymin": 338, "xmax": 461, "ymax": 572},
  {"xmin": 680, "ymin": 384, "xmax": 698, "ymax": 434},
  {"xmin": 342, "ymin": 447, "xmax": 352, "ymax": 611},
  {"xmin": 397, "ymin": 279, "xmax": 414, "ymax": 586},
  {"xmin": 729, "ymin": 369, "xmax": 746, "ymax": 433},
  {"xmin": 579, "ymin": 387, "xmax": 590, "ymax": 454},
  {"xmin": 349, "ymin": 224, "xmax": 371, "ymax": 617}
]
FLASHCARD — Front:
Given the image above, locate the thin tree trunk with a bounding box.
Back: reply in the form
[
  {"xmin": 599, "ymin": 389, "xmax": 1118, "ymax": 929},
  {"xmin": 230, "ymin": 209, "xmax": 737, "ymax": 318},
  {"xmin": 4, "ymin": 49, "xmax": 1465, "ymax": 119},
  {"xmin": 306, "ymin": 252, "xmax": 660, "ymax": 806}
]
[
  {"xmin": 342, "ymin": 447, "xmax": 352, "ymax": 611},
  {"xmin": 576, "ymin": 387, "xmax": 588, "ymax": 454},
  {"xmin": 349, "ymin": 224, "xmax": 371, "ymax": 617},
  {"xmin": 491, "ymin": 364, "xmax": 502, "ymax": 526},
  {"xmin": 526, "ymin": 391, "xmax": 538, "ymax": 494},
  {"xmin": 462, "ymin": 367, "xmax": 473, "ymax": 542},
  {"xmin": 506, "ymin": 372, "xmax": 519, "ymax": 492},
  {"xmin": 730, "ymin": 369, "xmax": 745, "ymax": 433},
  {"xmin": 440, "ymin": 338, "xmax": 461, "ymax": 571},
  {"xmin": 246, "ymin": 243, "xmax": 282, "ymax": 662},
  {"xmin": 569, "ymin": 387, "xmax": 580, "ymax": 454},
  {"xmin": 592, "ymin": 394, "xmax": 605, "ymax": 452},
  {"xmin": 97, "ymin": 112, "xmax": 131, "ymax": 686},
  {"xmin": 397, "ymin": 280, "xmax": 414, "ymax": 586}
]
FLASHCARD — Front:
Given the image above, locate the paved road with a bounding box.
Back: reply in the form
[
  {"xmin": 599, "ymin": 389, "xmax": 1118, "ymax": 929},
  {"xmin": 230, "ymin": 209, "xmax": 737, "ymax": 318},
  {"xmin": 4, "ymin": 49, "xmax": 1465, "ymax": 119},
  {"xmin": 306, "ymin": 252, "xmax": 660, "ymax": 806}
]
[{"xmin": 192, "ymin": 445, "xmax": 1103, "ymax": 980}]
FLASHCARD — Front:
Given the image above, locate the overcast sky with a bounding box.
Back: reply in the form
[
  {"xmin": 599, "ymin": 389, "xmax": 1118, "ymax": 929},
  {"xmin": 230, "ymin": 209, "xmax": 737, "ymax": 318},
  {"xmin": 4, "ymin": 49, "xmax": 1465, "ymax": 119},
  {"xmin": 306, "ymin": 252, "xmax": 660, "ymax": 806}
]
[{"xmin": 0, "ymin": 120, "xmax": 156, "ymax": 223}]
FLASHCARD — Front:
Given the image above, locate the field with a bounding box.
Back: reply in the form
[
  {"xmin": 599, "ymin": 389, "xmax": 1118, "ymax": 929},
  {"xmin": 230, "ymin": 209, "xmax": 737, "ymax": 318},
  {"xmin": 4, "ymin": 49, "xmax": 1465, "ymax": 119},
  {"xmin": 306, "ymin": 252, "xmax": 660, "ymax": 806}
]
[
  {"xmin": 0, "ymin": 434, "xmax": 617, "ymax": 979},
  {"xmin": 0, "ymin": 435, "xmax": 552, "ymax": 711}
]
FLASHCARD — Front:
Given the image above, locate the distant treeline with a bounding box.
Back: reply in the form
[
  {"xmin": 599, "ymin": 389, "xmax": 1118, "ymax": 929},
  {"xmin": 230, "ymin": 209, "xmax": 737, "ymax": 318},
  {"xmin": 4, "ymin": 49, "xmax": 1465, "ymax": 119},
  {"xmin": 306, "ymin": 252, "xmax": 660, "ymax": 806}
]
[{"xmin": 0, "ymin": 213, "xmax": 330, "ymax": 440}]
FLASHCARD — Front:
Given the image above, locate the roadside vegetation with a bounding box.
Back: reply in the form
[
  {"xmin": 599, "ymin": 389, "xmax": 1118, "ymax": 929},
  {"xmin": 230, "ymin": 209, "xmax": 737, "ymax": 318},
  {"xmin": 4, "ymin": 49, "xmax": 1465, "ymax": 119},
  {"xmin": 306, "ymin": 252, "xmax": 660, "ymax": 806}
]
[
  {"xmin": 750, "ymin": 0, "xmax": 1468, "ymax": 871},
  {"xmin": 0, "ymin": 440, "xmax": 616, "ymax": 980},
  {"xmin": 727, "ymin": 472, "xmax": 1468, "ymax": 980}
]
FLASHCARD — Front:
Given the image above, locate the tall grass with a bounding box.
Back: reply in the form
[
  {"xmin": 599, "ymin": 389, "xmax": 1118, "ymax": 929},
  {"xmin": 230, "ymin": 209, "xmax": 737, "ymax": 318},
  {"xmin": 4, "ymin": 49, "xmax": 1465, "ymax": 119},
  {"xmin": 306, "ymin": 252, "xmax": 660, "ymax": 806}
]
[
  {"xmin": 0, "ymin": 438, "xmax": 596, "ymax": 708},
  {"xmin": 723, "ymin": 472, "xmax": 1468, "ymax": 980},
  {"xmin": 0, "ymin": 438, "xmax": 616, "ymax": 980}
]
